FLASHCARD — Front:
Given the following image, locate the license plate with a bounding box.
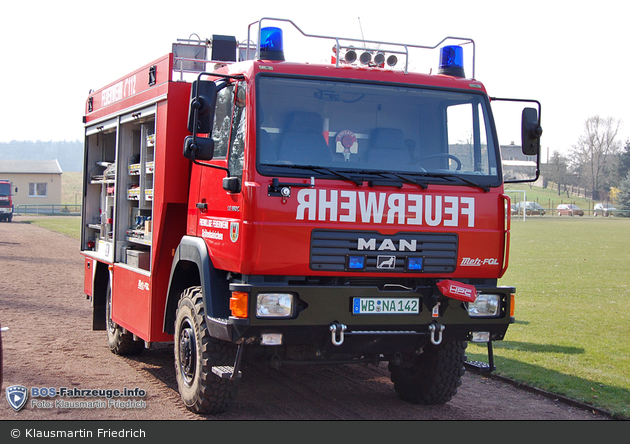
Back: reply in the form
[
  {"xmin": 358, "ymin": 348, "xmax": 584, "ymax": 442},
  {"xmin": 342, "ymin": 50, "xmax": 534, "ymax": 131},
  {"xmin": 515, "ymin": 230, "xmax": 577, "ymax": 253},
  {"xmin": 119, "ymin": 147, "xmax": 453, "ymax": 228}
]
[{"xmin": 352, "ymin": 297, "xmax": 420, "ymax": 315}]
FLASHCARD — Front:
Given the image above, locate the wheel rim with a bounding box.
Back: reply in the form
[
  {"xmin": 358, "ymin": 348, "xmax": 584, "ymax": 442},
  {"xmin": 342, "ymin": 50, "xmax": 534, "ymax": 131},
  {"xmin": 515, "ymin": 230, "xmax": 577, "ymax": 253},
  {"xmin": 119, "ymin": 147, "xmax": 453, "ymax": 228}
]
[{"xmin": 178, "ymin": 321, "xmax": 197, "ymax": 387}]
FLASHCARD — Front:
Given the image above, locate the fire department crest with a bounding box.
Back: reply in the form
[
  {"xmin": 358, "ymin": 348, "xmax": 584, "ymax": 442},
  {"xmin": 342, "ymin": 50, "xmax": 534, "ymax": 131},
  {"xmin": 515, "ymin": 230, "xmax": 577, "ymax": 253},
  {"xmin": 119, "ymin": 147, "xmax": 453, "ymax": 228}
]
[
  {"xmin": 230, "ymin": 222, "xmax": 239, "ymax": 243},
  {"xmin": 6, "ymin": 385, "xmax": 28, "ymax": 411}
]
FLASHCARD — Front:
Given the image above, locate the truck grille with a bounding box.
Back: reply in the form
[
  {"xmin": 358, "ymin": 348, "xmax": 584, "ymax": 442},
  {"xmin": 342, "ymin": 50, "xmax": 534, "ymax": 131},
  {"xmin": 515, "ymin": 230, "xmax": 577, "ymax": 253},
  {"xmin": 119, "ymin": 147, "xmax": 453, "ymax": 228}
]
[{"xmin": 310, "ymin": 229, "xmax": 458, "ymax": 273}]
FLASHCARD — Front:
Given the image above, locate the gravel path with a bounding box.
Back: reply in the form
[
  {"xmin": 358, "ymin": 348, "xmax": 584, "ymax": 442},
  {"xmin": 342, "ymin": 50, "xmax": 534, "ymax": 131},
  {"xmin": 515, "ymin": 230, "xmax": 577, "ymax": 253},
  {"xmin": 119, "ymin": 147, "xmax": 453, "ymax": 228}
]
[{"xmin": 0, "ymin": 218, "xmax": 610, "ymax": 420}]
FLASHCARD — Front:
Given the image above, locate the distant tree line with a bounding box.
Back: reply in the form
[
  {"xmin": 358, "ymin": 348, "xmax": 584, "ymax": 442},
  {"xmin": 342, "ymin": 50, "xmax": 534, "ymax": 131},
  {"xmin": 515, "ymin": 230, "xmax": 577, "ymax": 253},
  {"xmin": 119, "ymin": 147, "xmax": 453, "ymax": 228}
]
[
  {"xmin": 540, "ymin": 115, "xmax": 630, "ymax": 214},
  {"xmin": 0, "ymin": 140, "xmax": 83, "ymax": 172}
]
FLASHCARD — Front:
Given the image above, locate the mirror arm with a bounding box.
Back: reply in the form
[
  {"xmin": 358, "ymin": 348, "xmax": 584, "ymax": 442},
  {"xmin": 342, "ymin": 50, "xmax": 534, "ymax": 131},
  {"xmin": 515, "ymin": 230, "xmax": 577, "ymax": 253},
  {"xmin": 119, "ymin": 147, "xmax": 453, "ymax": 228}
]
[
  {"xmin": 190, "ymin": 148, "xmax": 231, "ymax": 177},
  {"xmin": 491, "ymin": 96, "xmax": 542, "ymax": 184}
]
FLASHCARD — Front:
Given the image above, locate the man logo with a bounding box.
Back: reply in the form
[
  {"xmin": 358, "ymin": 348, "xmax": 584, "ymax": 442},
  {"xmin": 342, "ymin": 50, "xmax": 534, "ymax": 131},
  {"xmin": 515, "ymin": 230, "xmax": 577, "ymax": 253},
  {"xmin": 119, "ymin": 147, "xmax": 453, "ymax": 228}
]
[
  {"xmin": 6, "ymin": 385, "xmax": 28, "ymax": 411},
  {"xmin": 377, "ymin": 255, "xmax": 396, "ymax": 269}
]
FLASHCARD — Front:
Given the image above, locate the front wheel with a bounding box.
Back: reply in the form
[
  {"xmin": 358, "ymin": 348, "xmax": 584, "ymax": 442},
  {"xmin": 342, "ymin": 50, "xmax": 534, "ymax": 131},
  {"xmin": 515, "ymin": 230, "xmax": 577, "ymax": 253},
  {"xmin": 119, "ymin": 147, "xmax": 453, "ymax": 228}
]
[
  {"xmin": 389, "ymin": 340, "xmax": 467, "ymax": 405},
  {"xmin": 174, "ymin": 286, "xmax": 239, "ymax": 415}
]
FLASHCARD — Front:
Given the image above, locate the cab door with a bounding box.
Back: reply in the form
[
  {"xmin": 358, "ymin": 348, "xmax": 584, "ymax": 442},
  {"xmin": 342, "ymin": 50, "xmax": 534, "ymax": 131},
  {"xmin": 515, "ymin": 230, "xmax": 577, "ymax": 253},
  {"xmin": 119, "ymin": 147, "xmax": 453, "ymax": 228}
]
[{"xmin": 196, "ymin": 81, "xmax": 247, "ymax": 272}]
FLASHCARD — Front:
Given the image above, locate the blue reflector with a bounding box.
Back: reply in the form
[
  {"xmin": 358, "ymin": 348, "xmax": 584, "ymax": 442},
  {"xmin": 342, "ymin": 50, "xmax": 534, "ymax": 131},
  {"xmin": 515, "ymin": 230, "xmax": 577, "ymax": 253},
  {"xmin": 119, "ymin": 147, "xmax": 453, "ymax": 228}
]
[
  {"xmin": 438, "ymin": 45, "xmax": 465, "ymax": 77},
  {"xmin": 347, "ymin": 255, "xmax": 366, "ymax": 270},
  {"xmin": 407, "ymin": 257, "xmax": 424, "ymax": 271},
  {"xmin": 260, "ymin": 27, "xmax": 285, "ymax": 61}
]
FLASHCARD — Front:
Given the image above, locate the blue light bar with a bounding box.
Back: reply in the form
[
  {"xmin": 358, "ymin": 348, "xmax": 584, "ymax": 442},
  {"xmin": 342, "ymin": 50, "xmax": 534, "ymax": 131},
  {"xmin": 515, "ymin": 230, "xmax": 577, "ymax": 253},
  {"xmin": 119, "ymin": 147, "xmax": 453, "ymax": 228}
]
[
  {"xmin": 438, "ymin": 45, "xmax": 465, "ymax": 78},
  {"xmin": 347, "ymin": 255, "xmax": 366, "ymax": 270},
  {"xmin": 260, "ymin": 27, "xmax": 285, "ymax": 61}
]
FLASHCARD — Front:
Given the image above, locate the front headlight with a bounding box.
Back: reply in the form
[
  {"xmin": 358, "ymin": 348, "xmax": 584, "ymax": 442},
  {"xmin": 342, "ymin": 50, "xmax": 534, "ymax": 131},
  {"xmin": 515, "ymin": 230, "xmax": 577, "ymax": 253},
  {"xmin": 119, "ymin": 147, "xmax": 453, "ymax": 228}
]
[
  {"xmin": 256, "ymin": 293, "xmax": 294, "ymax": 318},
  {"xmin": 467, "ymin": 293, "xmax": 500, "ymax": 317}
]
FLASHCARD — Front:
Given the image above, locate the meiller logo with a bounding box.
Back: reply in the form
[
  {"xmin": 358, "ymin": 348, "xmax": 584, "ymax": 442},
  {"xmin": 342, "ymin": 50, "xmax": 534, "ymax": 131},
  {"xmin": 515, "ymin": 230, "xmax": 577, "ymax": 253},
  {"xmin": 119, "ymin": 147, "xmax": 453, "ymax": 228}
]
[
  {"xmin": 296, "ymin": 189, "xmax": 475, "ymax": 227},
  {"xmin": 461, "ymin": 257, "xmax": 499, "ymax": 266}
]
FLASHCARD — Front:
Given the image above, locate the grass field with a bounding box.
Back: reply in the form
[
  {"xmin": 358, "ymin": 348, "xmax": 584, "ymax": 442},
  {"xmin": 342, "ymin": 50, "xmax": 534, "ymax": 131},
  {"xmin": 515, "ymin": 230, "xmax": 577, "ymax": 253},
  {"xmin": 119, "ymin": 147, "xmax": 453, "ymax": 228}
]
[
  {"xmin": 468, "ymin": 217, "xmax": 630, "ymax": 419},
  {"xmin": 23, "ymin": 210, "xmax": 630, "ymax": 419},
  {"xmin": 61, "ymin": 171, "xmax": 83, "ymax": 205}
]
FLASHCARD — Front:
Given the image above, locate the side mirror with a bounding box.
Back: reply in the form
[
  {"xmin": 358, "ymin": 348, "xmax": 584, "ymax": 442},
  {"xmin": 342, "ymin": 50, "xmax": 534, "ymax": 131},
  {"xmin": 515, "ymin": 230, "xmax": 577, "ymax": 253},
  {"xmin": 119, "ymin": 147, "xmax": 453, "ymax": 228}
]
[
  {"xmin": 187, "ymin": 80, "xmax": 217, "ymax": 134},
  {"xmin": 183, "ymin": 135, "xmax": 215, "ymax": 161},
  {"xmin": 14, "ymin": 187, "xmax": 17, "ymax": 193},
  {"xmin": 521, "ymin": 107, "xmax": 543, "ymax": 156}
]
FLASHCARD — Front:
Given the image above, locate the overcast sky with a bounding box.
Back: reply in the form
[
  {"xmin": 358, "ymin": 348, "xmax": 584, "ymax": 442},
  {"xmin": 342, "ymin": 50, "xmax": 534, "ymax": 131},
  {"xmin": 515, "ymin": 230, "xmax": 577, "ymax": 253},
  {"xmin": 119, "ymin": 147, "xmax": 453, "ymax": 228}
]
[{"xmin": 1, "ymin": 0, "xmax": 627, "ymax": 159}]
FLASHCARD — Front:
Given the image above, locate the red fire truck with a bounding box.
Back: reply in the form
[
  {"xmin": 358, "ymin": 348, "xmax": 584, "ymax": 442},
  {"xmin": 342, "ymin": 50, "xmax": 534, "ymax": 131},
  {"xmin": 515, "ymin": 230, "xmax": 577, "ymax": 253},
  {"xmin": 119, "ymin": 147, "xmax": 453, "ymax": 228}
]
[
  {"xmin": 81, "ymin": 18, "xmax": 542, "ymax": 414},
  {"xmin": 0, "ymin": 179, "xmax": 16, "ymax": 222}
]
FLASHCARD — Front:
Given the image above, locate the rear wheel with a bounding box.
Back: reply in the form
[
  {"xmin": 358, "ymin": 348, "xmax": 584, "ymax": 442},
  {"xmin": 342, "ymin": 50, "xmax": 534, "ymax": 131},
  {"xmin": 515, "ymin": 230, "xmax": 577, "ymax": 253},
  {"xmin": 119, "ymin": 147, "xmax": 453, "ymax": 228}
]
[
  {"xmin": 106, "ymin": 282, "xmax": 144, "ymax": 355},
  {"xmin": 389, "ymin": 340, "xmax": 467, "ymax": 405},
  {"xmin": 174, "ymin": 286, "xmax": 239, "ymax": 414}
]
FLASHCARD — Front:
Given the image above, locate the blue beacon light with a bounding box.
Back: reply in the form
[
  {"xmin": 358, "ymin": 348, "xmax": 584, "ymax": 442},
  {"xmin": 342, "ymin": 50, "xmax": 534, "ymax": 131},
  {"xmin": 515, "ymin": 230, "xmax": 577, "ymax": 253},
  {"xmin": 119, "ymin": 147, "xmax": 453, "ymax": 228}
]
[
  {"xmin": 438, "ymin": 45, "xmax": 465, "ymax": 78},
  {"xmin": 260, "ymin": 27, "xmax": 285, "ymax": 61},
  {"xmin": 406, "ymin": 257, "xmax": 424, "ymax": 271},
  {"xmin": 347, "ymin": 255, "xmax": 366, "ymax": 270}
]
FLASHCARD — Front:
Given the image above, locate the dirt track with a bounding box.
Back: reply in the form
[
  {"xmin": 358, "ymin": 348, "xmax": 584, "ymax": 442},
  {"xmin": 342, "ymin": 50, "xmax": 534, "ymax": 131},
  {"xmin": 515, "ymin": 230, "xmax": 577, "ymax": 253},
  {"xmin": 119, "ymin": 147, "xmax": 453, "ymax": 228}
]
[{"xmin": 0, "ymin": 218, "xmax": 610, "ymax": 420}]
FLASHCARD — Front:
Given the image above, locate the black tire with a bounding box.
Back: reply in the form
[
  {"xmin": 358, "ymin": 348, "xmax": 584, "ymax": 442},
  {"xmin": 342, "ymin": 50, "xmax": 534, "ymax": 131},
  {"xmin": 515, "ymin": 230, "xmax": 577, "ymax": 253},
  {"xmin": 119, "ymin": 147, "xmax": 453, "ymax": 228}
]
[
  {"xmin": 106, "ymin": 282, "xmax": 144, "ymax": 356},
  {"xmin": 389, "ymin": 340, "xmax": 467, "ymax": 405},
  {"xmin": 174, "ymin": 286, "xmax": 239, "ymax": 415}
]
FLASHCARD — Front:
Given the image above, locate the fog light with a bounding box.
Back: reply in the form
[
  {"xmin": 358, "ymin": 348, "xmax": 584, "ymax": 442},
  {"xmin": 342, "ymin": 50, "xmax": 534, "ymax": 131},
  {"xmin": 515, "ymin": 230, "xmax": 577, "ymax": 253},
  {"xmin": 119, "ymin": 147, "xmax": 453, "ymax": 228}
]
[
  {"xmin": 467, "ymin": 293, "xmax": 500, "ymax": 317},
  {"xmin": 471, "ymin": 331, "xmax": 490, "ymax": 343},
  {"xmin": 256, "ymin": 293, "xmax": 294, "ymax": 318},
  {"xmin": 261, "ymin": 333, "xmax": 283, "ymax": 345}
]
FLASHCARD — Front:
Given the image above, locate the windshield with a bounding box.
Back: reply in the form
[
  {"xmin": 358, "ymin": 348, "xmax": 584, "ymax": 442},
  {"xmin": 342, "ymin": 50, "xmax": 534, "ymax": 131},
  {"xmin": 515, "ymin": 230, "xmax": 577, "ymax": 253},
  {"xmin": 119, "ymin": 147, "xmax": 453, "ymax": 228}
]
[
  {"xmin": 256, "ymin": 76, "xmax": 500, "ymax": 186},
  {"xmin": 0, "ymin": 183, "xmax": 10, "ymax": 196}
]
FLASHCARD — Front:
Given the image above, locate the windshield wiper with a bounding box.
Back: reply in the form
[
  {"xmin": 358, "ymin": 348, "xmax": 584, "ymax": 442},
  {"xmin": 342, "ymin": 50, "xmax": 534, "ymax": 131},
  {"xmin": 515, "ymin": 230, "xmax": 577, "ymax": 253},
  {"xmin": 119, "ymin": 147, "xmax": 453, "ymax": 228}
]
[
  {"xmin": 386, "ymin": 173, "xmax": 428, "ymax": 189},
  {"xmin": 261, "ymin": 163, "xmax": 363, "ymax": 186},
  {"xmin": 416, "ymin": 172, "xmax": 491, "ymax": 192}
]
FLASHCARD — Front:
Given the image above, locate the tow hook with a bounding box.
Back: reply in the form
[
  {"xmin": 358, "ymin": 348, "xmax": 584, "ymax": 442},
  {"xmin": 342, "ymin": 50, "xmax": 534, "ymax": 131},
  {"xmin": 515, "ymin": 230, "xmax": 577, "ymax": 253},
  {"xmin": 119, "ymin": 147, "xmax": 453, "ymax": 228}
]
[
  {"xmin": 429, "ymin": 323, "xmax": 444, "ymax": 345},
  {"xmin": 330, "ymin": 322, "xmax": 347, "ymax": 346}
]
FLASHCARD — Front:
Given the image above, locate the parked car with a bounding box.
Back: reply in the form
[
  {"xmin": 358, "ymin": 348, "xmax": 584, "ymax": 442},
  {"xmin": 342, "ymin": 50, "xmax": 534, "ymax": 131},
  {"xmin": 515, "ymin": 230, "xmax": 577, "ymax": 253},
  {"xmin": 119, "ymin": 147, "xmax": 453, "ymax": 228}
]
[
  {"xmin": 594, "ymin": 203, "xmax": 617, "ymax": 217},
  {"xmin": 556, "ymin": 204, "xmax": 584, "ymax": 216},
  {"xmin": 516, "ymin": 201, "xmax": 546, "ymax": 216},
  {"xmin": 511, "ymin": 204, "xmax": 518, "ymax": 216}
]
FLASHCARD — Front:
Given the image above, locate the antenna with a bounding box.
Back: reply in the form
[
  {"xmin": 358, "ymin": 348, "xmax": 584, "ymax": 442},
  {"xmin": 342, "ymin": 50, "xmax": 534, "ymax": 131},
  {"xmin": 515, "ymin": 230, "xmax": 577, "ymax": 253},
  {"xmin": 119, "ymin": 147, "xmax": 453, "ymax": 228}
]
[{"xmin": 358, "ymin": 17, "xmax": 366, "ymax": 46}]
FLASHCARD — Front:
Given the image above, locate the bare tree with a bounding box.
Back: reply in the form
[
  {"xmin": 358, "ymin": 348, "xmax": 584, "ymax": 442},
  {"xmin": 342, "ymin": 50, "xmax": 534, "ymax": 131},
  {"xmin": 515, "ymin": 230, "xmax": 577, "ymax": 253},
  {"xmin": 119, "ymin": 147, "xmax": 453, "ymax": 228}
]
[
  {"xmin": 542, "ymin": 150, "xmax": 571, "ymax": 195},
  {"xmin": 570, "ymin": 116, "xmax": 622, "ymax": 200}
]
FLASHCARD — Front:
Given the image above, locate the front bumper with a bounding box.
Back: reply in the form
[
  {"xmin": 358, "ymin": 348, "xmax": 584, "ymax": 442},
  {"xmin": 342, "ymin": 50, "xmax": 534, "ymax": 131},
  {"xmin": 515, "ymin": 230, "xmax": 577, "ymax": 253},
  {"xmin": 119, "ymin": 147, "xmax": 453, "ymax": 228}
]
[{"xmin": 207, "ymin": 283, "xmax": 514, "ymax": 354}]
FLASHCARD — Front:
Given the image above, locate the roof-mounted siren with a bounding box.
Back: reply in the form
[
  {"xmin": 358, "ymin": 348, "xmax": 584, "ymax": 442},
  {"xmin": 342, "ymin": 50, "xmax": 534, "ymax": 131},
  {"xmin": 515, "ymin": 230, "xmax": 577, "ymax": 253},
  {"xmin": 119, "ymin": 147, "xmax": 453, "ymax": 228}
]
[
  {"xmin": 438, "ymin": 45, "xmax": 465, "ymax": 78},
  {"xmin": 344, "ymin": 46, "xmax": 357, "ymax": 63},
  {"xmin": 259, "ymin": 27, "xmax": 285, "ymax": 61},
  {"xmin": 339, "ymin": 46, "xmax": 397, "ymax": 68},
  {"xmin": 359, "ymin": 51, "xmax": 372, "ymax": 65}
]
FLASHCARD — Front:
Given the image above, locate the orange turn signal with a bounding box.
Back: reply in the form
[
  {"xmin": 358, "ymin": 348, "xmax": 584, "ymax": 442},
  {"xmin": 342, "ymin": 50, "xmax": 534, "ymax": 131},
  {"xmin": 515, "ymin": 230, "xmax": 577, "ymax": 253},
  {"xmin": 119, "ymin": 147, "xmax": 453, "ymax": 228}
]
[
  {"xmin": 510, "ymin": 294, "xmax": 515, "ymax": 318},
  {"xmin": 230, "ymin": 291, "xmax": 249, "ymax": 318}
]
